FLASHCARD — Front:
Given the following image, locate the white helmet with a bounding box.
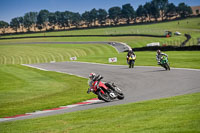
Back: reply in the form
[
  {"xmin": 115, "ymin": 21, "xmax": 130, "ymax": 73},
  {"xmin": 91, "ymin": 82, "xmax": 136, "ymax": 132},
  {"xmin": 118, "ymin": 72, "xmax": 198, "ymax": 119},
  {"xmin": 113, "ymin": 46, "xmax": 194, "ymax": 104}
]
[{"xmin": 89, "ymin": 73, "xmax": 96, "ymax": 80}]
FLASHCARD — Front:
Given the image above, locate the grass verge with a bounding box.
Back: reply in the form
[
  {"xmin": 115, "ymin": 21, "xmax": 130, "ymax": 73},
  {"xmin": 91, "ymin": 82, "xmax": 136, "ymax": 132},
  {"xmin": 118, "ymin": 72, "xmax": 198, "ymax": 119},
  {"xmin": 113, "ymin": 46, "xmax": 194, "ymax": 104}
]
[
  {"xmin": 0, "ymin": 65, "xmax": 94, "ymax": 117},
  {"xmin": 78, "ymin": 51, "xmax": 200, "ymax": 69},
  {"xmin": 0, "ymin": 92, "xmax": 199, "ymax": 133},
  {"xmin": 0, "ymin": 43, "xmax": 200, "ymax": 69}
]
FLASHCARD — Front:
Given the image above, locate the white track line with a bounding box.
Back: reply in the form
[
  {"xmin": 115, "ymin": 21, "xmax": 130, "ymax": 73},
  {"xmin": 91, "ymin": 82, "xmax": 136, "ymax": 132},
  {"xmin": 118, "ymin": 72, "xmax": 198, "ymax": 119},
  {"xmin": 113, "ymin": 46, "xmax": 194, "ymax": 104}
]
[{"xmin": 22, "ymin": 64, "xmax": 49, "ymax": 71}]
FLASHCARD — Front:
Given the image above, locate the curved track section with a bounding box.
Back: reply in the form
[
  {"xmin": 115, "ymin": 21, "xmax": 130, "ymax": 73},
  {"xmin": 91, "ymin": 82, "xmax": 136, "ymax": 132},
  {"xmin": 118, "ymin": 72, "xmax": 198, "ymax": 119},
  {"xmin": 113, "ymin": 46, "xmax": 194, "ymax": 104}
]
[
  {"xmin": 0, "ymin": 41, "xmax": 131, "ymax": 53},
  {"xmin": 1, "ymin": 62, "xmax": 199, "ymax": 122}
]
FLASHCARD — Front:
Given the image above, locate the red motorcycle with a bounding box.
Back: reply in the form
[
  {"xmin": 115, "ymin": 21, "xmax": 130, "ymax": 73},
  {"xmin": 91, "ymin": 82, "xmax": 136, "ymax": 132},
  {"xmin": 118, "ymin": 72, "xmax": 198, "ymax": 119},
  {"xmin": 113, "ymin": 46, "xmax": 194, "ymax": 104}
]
[{"xmin": 88, "ymin": 80, "xmax": 124, "ymax": 102}]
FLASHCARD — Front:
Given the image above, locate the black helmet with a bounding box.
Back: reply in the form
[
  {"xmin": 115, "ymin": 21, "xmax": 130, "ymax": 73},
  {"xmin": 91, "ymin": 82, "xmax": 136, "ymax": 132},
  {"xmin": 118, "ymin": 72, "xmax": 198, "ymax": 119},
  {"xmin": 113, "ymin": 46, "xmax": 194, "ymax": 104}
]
[{"xmin": 157, "ymin": 50, "xmax": 161, "ymax": 54}]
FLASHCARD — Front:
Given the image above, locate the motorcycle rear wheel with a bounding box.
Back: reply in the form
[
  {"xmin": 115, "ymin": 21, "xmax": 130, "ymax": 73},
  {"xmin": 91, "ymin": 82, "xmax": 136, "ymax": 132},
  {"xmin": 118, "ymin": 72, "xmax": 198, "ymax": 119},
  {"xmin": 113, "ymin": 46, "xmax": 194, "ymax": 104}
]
[
  {"xmin": 117, "ymin": 93, "xmax": 124, "ymax": 100},
  {"xmin": 113, "ymin": 87, "xmax": 125, "ymax": 100}
]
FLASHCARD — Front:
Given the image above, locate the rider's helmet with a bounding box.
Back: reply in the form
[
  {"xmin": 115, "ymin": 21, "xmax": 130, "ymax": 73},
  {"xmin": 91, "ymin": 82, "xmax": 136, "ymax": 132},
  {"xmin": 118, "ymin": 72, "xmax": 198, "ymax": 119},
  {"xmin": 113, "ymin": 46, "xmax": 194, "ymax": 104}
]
[
  {"xmin": 157, "ymin": 49, "xmax": 161, "ymax": 54},
  {"xmin": 89, "ymin": 73, "xmax": 96, "ymax": 80},
  {"xmin": 128, "ymin": 50, "xmax": 132, "ymax": 54}
]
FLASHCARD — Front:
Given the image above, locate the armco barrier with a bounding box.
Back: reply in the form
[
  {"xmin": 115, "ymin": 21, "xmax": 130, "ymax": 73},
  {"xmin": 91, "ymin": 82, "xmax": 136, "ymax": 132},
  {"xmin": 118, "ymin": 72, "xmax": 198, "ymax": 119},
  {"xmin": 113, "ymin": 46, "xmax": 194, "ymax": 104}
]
[
  {"xmin": 0, "ymin": 34, "xmax": 166, "ymax": 40},
  {"xmin": 131, "ymin": 45, "xmax": 200, "ymax": 51}
]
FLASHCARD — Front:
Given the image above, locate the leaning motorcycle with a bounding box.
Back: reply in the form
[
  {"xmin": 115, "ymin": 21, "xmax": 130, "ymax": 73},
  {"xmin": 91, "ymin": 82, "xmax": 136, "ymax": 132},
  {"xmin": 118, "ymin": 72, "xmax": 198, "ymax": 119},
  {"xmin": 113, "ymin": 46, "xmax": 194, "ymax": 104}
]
[
  {"xmin": 160, "ymin": 56, "xmax": 170, "ymax": 70},
  {"xmin": 88, "ymin": 80, "xmax": 124, "ymax": 102}
]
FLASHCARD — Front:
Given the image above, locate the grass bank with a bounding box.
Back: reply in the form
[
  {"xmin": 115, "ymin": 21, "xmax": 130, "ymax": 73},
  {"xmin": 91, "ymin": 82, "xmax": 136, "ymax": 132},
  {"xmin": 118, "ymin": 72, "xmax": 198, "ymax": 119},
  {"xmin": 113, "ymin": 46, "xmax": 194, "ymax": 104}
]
[
  {"xmin": 0, "ymin": 65, "xmax": 94, "ymax": 118},
  {"xmin": 0, "ymin": 92, "xmax": 199, "ymax": 133},
  {"xmin": 0, "ymin": 43, "xmax": 200, "ymax": 69},
  {"xmin": 1, "ymin": 17, "xmax": 200, "ymax": 48}
]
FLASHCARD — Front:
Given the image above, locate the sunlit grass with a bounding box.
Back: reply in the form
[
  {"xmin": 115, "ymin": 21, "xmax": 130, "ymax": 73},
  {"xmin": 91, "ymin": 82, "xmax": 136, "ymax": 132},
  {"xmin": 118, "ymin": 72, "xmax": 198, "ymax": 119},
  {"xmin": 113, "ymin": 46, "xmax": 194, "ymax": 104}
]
[
  {"xmin": 0, "ymin": 64, "xmax": 94, "ymax": 117},
  {"xmin": 1, "ymin": 17, "xmax": 199, "ymax": 48},
  {"xmin": 0, "ymin": 92, "xmax": 199, "ymax": 133}
]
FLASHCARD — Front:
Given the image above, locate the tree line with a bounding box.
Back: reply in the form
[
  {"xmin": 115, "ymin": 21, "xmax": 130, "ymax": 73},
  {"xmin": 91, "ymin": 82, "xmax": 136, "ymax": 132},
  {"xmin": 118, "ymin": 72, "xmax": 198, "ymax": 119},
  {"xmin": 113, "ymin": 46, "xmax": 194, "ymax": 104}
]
[{"xmin": 0, "ymin": 0, "xmax": 194, "ymax": 34}]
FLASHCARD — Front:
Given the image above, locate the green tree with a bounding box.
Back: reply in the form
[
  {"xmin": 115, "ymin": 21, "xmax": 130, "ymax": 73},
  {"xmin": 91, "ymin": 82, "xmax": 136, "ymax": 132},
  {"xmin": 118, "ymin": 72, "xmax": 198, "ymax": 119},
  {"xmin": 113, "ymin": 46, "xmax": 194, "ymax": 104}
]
[
  {"xmin": 0, "ymin": 21, "xmax": 9, "ymax": 34},
  {"xmin": 37, "ymin": 9, "xmax": 49, "ymax": 31},
  {"xmin": 18, "ymin": 16, "xmax": 24, "ymax": 32},
  {"xmin": 121, "ymin": 3, "xmax": 135, "ymax": 24},
  {"xmin": 82, "ymin": 11, "xmax": 90, "ymax": 27},
  {"xmin": 177, "ymin": 3, "xmax": 192, "ymax": 18},
  {"xmin": 153, "ymin": 0, "xmax": 169, "ymax": 20},
  {"xmin": 89, "ymin": 8, "xmax": 98, "ymax": 26},
  {"xmin": 48, "ymin": 12, "xmax": 57, "ymax": 30},
  {"xmin": 108, "ymin": 6, "xmax": 121, "ymax": 25},
  {"xmin": 71, "ymin": 12, "xmax": 81, "ymax": 28},
  {"xmin": 10, "ymin": 17, "xmax": 20, "ymax": 32},
  {"xmin": 150, "ymin": 0, "xmax": 160, "ymax": 21},
  {"xmin": 196, "ymin": 9, "xmax": 199, "ymax": 15},
  {"xmin": 165, "ymin": 3, "xmax": 177, "ymax": 19},
  {"xmin": 144, "ymin": 2, "xmax": 152, "ymax": 22},
  {"xmin": 97, "ymin": 9, "xmax": 107, "ymax": 26},
  {"xmin": 24, "ymin": 12, "xmax": 38, "ymax": 32},
  {"xmin": 136, "ymin": 5, "xmax": 146, "ymax": 22},
  {"xmin": 55, "ymin": 11, "xmax": 62, "ymax": 29},
  {"xmin": 55, "ymin": 11, "xmax": 72, "ymax": 29},
  {"xmin": 62, "ymin": 11, "xmax": 72, "ymax": 29}
]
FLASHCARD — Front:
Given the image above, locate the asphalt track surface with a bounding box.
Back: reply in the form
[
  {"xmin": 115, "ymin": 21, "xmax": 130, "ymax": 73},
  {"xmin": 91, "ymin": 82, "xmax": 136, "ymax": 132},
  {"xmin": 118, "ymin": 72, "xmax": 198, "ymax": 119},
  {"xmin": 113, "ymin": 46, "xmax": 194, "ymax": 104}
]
[{"xmin": 2, "ymin": 61, "xmax": 200, "ymax": 122}]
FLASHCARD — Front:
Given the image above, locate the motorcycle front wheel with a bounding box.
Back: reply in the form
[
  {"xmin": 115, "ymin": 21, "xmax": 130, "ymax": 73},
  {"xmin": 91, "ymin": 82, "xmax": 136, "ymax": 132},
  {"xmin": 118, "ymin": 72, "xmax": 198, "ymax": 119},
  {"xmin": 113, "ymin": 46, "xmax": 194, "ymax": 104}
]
[
  {"xmin": 129, "ymin": 60, "xmax": 135, "ymax": 68},
  {"xmin": 97, "ymin": 90, "xmax": 112, "ymax": 102},
  {"xmin": 166, "ymin": 63, "xmax": 170, "ymax": 70},
  {"xmin": 163, "ymin": 63, "xmax": 170, "ymax": 70}
]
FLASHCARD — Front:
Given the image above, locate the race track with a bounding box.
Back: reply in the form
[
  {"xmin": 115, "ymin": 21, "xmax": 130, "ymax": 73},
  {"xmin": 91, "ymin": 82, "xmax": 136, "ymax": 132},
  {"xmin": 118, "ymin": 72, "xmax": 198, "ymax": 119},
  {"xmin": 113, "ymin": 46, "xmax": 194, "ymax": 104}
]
[
  {"xmin": 0, "ymin": 40, "xmax": 199, "ymax": 122},
  {"xmin": 2, "ymin": 61, "xmax": 199, "ymax": 122}
]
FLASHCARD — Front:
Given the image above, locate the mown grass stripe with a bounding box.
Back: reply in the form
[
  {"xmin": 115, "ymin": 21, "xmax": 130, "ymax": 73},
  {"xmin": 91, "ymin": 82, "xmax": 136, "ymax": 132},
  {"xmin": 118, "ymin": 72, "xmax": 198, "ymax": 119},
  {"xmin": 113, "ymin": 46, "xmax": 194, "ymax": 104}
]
[
  {"xmin": 18, "ymin": 55, "xmax": 23, "ymax": 64},
  {"xmin": 2, "ymin": 55, "xmax": 6, "ymax": 64},
  {"xmin": 27, "ymin": 56, "xmax": 31, "ymax": 64},
  {"xmin": 57, "ymin": 53, "xmax": 64, "ymax": 62}
]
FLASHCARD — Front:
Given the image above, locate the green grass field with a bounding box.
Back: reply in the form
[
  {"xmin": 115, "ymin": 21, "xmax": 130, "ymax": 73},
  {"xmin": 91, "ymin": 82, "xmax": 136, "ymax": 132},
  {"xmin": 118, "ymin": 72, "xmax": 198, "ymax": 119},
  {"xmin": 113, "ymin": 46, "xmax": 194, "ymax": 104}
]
[
  {"xmin": 0, "ymin": 43, "xmax": 200, "ymax": 68},
  {"xmin": 1, "ymin": 18, "xmax": 200, "ymax": 37},
  {"xmin": 0, "ymin": 43, "xmax": 117, "ymax": 64},
  {"xmin": 0, "ymin": 92, "xmax": 199, "ymax": 133},
  {"xmin": 0, "ymin": 43, "xmax": 200, "ymax": 118},
  {"xmin": 0, "ymin": 65, "xmax": 94, "ymax": 118},
  {"xmin": 0, "ymin": 18, "xmax": 199, "ymax": 132}
]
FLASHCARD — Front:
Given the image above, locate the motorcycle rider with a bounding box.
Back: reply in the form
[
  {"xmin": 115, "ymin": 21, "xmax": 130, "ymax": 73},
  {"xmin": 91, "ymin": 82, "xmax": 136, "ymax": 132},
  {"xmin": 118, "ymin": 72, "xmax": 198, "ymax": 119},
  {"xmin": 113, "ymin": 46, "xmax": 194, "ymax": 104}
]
[
  {"xmin": 87, "ymin": 73, "xmax": 124, "ymax": 101},
  {"xmin": 87, "ymin": 73, "xmax": 116, "ymax": 96},
  {"xmin": 127, "ymin": 50, "xmax": 136, "ymax": 64},
  {"xmin": 156, "ymin": 49, "xmax": 168, "ymax": 65},
  {"xmin": 87, "ymin": 73, "xmax": 103, "ymax": 93}
]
